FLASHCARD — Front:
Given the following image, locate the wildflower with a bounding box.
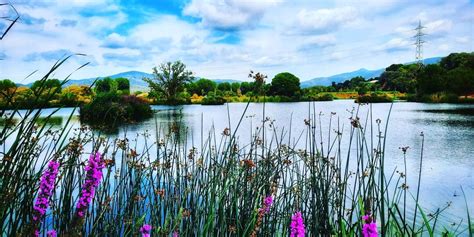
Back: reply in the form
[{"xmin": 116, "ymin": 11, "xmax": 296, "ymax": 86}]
[
  {"xmin": 32, "ymin": 160, "xmax": 60, "ymax": 223},
  {"xmin": 251, "ymin": 195, "xmax": 274, "ymax": 237},
  {"xmin": 261, "ymin": 196, "xmax": 273, "ymax": 214},
  {"xmin": 362, "ymin": 215, "xmax": 378, "ymax": 237},
  {"xmin": 75, "ymin": 152, "xmax": 104, "ymax": 218},
  {"xmin": 172, "ymin": 231, "xmax": 179, "ymax": 237},
  {"xmin": 139, "ymin": 224, "xmax": 152, "ymax": 237},
  {"xmin": 47, "ymin": 230, "xmax": 57, "ymax": 237},
  {"xmin": 290, "ymin": 211, "xmax": 305, "ymax": 237}
]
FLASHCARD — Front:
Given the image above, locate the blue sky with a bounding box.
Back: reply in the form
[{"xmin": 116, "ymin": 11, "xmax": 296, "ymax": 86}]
[{"xmin": 0, "ymin": 0, "xmax": 473, "ymax": 83}]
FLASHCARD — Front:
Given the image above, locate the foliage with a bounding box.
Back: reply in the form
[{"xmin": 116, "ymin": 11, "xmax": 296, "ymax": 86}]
[
  {"xmin": 269, "ymin": 72, "xmax": 300, "ymax": 97},
  {"xmin": 115, "ymin": 77, "xmax": 130, "ymax": 95},
  {"xmin": 144, "ymin": 61, "xmax": 194, "ymax": 105},
  {"xmin": 217, "ymin": 82, "xmax": 231, "ymax": 91},
  {"xmin": 0, "ymin": 79, "xmax": 17, "ymax": 102},
  {"xmin": 201, "ymin": 91, "xmax": 226, "ymax": 105},
  {"xmin": 80, "ymin": 93, "xmax": 153, "ymax": 129},
  {"xmin": 187, "ymin": 78, "xmax": 216, "ymax": 96},
  {"xmin": 356, "ymin": 92, "xmax": 393, "ymax": 103},
  {"xmin": 95, "ymin": 77, "xmax": 117, "ymax": 94},
  {"xmin": 31, "ymin": 79, "xmax": 62, "ymax": 95}
]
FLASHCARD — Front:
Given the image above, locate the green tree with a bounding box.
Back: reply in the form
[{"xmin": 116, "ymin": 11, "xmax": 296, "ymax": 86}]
[
  {"xmin": 191, "ymin": 78, "xmax": 216, "ymax": 95},
  {"xmin": 270, "ymin": 72, "xmax": 300, "ymax": 97},
  {"xmin": 115, "ymin": 77, "xmax": 130, "ymax": 94},
  {"xmin": 240, "ymin": 82, "xmax": 253, "ymax": 95},
  {"xmin": 231, "ymin": 82, "xmax": 240, "ymax": 92},
  {"xmin": 143, "ymin": 61, "xmax": 194, "ymax": 105},
  {"xmin": 440, "ymin": 52, "xmax": 474, "ymax": 71},
  {"xmin": 0, "ymin": 79, "xmax": 17, "ymax": 101},
  {"xmin": 446, "ymin": 67, "xmax": 474, "ymax": 96},
  {"xmin": 95, "ymin": 77, "xmax": 117, "ymax": 94},
  {"xmin": 417, "ymin": 64, "xmax": 446, "ymax": 94},
  {"xmin": 217, "ymin": 82, "xmax": 231, "ymax": 91}
]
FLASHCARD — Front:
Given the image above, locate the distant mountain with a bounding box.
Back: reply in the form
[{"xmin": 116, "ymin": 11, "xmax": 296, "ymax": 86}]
[
  {"xmin": 301, "ymin": 68, "xmax": 384, "ymax": 88},
  {"xmin": 300, "ymin": 56, "xmax": 443, "ymax": 88}
]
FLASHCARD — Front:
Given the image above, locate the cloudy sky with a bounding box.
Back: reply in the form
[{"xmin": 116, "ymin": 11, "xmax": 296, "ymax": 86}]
[{"xmin": 0, "ymin": 0, "xmax": 473, "ymax": 83}]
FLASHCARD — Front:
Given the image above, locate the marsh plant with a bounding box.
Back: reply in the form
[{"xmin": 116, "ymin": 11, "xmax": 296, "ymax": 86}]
[{"xmin": 0, "ymin": 62, "xmax": 472, "ymax": 237}]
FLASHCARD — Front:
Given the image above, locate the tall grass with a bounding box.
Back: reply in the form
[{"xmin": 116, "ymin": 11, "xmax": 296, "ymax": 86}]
[{"xmin": 0, "ymin": 61, "xmax": 472, "ymax": 236}]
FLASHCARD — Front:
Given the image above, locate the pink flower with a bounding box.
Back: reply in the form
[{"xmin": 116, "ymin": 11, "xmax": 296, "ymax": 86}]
[
  {"xmin": 140, "ymin": 224, "xmax": 152, "ymax": 237},
  {"xmin": 258, "ymin": 195, "xmax": 273, "ymax": 215},
  {"xmin": 47, "ymin": 229, "xmax": 57, "ymax": 237},
  {"xmin": 75, "ymin": 152, "xmax": 104, "ymax": 218},
  {"xmin": 362, "ymin": 215, "xmax": 378, "ymax": 237},
  {"xmin": 172, "ymin": 231, "xmax": 179, "ymax": 237},
  {"xmin": 290, "ymin": 211, "xmax": 305, "ymax": 237}
]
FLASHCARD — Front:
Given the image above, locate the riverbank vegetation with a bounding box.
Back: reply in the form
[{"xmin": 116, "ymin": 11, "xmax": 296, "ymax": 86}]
[{"xmin": 1, "ymin": 52, "xmax": 473, "ymax": 110}]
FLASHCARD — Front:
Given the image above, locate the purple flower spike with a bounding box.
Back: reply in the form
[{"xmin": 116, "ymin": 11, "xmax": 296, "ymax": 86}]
[
  {"xmin": 290, "ymin": 211, "xmax": 305, "ymax": 237},
  {"xmin": 140, "ymin": 224, "xmax": 152, "ymax": 237},
  {"xmin": 75, "ymin": 152, "xmax": 104, "ymax": 218},
  {"xmin": 263, "ymin": 196, "xmax": 273, "ymax": 213},
  {"xmin": 47, "ymin": 229, "xmax": 57, "ymax": 237},
  {"xmin": 362, "ymin": 214, "xmax": 378, "ymax": 237},
  {"xmin": 32, "ymin": 160, "xmax": 60, "ymax": 223},
  {"xmin": 172, "ymin": 231, "xmax": 179, "ymax": 237}
]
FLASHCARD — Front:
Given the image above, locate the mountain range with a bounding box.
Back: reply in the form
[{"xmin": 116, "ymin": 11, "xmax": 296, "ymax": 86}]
[{"xmin": 19, "ymin": 56, "xmax": 443, "ymax": 90}]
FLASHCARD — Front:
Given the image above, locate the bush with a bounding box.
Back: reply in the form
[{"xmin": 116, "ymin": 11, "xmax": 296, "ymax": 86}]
[
  {"xmin": 80, "ymin": 93, "xmax": 153, "ymax": 129},
  {"xmin": 356, "ymin": 93, "xmax": 393, "ymax": 103},
  {"xmin": 201, "ymin": 92, "xmax": 226, "ymax": 105},
  {"xmin": 302, "ymin": 93, "xmax": 334, "ymax": 101}
]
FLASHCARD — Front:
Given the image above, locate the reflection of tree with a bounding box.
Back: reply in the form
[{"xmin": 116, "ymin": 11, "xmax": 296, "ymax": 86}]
[
  {"xmin": 0, "ymin": 3, "xmax": 19, "ymax": 40},
  {"xmin": 155, "ymin": 109, "xmax": 188, "ymax": 144}
]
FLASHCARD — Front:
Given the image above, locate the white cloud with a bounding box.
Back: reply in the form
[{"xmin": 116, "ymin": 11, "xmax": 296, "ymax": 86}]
[
  {"xmin": 294, "ymin": 7, "xmax": 358, "ymax": 34},
  {"xmin": 376, "ymin": 38, "xmax": 412, "ymax": 52},
  {"xmin": 183, "ymin": 0, "xmax": 280, "ymax": 30}
]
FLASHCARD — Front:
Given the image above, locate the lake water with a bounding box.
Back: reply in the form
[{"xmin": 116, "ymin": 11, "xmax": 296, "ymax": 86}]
[{"xmin": 10, "ymin": 100, "xmax": 474, "ymax": 230}]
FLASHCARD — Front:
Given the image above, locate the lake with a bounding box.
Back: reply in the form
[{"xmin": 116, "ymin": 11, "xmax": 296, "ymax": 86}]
[{"xmin": 9, "ymin": 100, "xmax": 474, "ymax": 230}]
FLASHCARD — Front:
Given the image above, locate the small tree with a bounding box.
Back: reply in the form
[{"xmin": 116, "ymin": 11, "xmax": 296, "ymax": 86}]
[
  {"xmin": 0, "ymin": 79, "xmax": 17, "ymax": 102},
  {"xmin": 95, "ymin": 77, "xmax": 116, "ymax": 94},
  {"xmin": 143, "ymin": 61, "xmax": 194, "ymax": 105},
  {"xmin": 270, "ymin": 72, "xmax": 300, "ymax": 97},
  {"xmin": 115, "ymin": 77, "xmax": 130, "ymax": 94}
]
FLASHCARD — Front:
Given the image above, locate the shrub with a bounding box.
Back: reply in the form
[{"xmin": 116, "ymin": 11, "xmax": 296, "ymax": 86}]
[
  {"xmin": 201, "ymin": 92, "xmax": 226, "ymax": 105},
  {"xmin": 80, "ymin": 93, "xmax": 153, "ymax": 129},
  {"xmin": 356, "ymin": 93, "xmax": 393, "ymax": 103}
]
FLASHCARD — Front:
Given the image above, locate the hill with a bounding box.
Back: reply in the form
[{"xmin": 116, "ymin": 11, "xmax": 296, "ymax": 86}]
[{"xmin": 300, "ymin": 56, "xmax": 442, "ymax": 88}]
